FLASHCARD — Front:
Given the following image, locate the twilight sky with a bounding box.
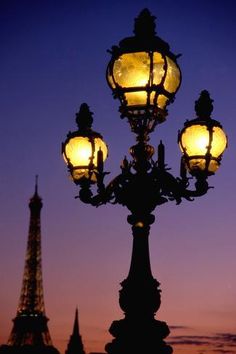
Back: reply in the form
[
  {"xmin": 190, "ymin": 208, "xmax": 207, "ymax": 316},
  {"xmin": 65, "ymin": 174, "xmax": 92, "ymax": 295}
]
[{"xmin": 0, "ymin": 1, "xmax": 236, "ymax": 353}]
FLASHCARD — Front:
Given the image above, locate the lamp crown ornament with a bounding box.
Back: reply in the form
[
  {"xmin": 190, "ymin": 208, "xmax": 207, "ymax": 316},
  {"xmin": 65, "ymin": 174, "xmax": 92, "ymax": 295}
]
[
  {"xmin": 133, "ymin": 8, "xmax": 157, "ymax": 39},
  {"xmin": 195, "ymin": 89, "xmax": 214, "ymax": 119},
  {"xmin": 75, "ymin": 103, "xmax": 93, "ymax": 131}
]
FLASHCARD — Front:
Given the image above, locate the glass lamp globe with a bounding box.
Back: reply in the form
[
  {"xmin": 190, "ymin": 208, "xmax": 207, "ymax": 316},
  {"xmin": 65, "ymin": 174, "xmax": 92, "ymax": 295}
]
[
  {"xmin": 106, "ymin": 9, "xmax": 181, "ymax": 129},
  {"xmin": 63, "ymin": 133, "xmax": 108, "ymax": 183},
  {"xmin": 179, "ymin": 91, "xmax": 227, "ymax": 176},
  {"xmin": 62, "ymin": 103, "xmax": 108, "ymax": 184}
]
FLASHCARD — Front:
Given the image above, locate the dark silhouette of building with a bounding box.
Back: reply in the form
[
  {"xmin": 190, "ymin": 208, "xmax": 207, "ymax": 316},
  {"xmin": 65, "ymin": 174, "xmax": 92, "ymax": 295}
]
[
  {"xmin": 0, "ymin": 180, "xmax": 60, "ymax": 354},
  {"xmin": 65, "ymin": 308, "xmax": 85, "ymax": 354}
]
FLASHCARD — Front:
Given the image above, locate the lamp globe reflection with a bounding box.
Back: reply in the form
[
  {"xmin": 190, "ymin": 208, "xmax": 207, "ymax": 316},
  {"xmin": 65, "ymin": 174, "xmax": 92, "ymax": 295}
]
[
  {"xmin": 62, "ymin": 103, "xmax": 108, "ymax": 184},
  {"xmin": 106, "ymin": 9, "xmax": 181, "ymax": 132},
  {"xmin": 62, "ymin": 8, "xmax": 227, "ymax": 354},
  {"xmin": 179, "ymin": 90, "xmax": 227, "ymax": 176}
]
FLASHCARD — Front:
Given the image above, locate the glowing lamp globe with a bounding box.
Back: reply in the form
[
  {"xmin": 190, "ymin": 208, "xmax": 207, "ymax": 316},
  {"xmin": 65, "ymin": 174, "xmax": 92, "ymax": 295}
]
[
  {"xmin": 62, "ymin": 104, "xmax": 108, "ymax": 184},
  {"xmin": 106, "ymin": 9, "xmax": 181, "ymax": 130},
  {"xmin": 179, "ymin": 91, "xmax": 227, "ymax": 176},
  {"xmin": 63, "ymin": 133, "xmax": 108, "ymax": 182}
]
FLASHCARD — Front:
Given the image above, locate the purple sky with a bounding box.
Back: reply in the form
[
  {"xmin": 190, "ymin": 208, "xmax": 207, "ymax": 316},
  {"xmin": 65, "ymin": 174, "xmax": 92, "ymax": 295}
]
[{"xmin": 0, "ymin": 1, "xmax": 236, "ymax": 353}]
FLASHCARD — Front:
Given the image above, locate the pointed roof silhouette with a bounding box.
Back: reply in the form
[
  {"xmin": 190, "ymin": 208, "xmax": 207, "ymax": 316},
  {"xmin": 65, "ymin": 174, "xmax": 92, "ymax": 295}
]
[
  {"xmin": 72, "ymin": 308, "xmax": 80, "ymax": 337},
  {"xmin": 65, "ymin": 308, "xmax": 85, "ymax": 354}
]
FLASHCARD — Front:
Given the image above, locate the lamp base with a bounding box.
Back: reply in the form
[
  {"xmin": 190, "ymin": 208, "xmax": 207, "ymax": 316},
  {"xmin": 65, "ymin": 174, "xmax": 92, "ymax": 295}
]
[
  {"xmin": 105, "ymin": 220, "xmax": 172, "ymax": 354},
  {"xmin": 105, "ymin": 316, "xmax": 172, "ymax": 354}
]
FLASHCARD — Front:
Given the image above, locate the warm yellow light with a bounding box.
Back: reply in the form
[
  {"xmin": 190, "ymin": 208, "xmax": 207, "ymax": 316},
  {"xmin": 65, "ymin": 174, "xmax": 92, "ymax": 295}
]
[
  {"xmin": 63, "ymin": 136, "xmax": 108, "ymax": 181},
  {"xmin": 187, "ymin": 158, "xmax": 219, "ymax": 173},
  {"xmin": 180, "ymin": 125, "xmax": 209, "ymax": 156},
  {"xmin": 164, "ymin": 57, "xmax": 181, "ymax": 93},
  {"xmin": 211, "ymin": 126, "xmax": 228, "ymax": 156},
  {"xmin": 110, "ymin": 52, "xmax": 167, "ymax": 108},
  {"xmin": 157, "ymin": 95, "xmax": 168, "ymax": 109},
  {"xmin": 152, "ymin": 53, "xmax": 165, "ymax": 84},
  {"xmin": 111, "ymin": 52, "xmax": 180, "ymax": 93},
  {"xmin": 107, "ymin": 50, "xmax": 180, "ymax": 115},
  {"xmin": 179, "ymin": 123, "xmax": 227, "ymax": 174},
  {"xmin": 112, "ymin": 52, "xmax": 150, "ymax": 88},
  {"xmin": 125, "ymin": 91, "xmax": 147, "ymax": 105},
  {"xmin": 64, "ymin": 137, "xmax": 92, "ymax": 166},
  {"xmin": 180, "ymin": 124, "xmax": 227, "ymax": 158}
]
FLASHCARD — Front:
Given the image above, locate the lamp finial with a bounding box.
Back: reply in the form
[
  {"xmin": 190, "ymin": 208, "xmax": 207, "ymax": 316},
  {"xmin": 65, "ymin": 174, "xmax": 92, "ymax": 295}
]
[
  {"xmin": 134, "ymin": 9, "xmax": 156, "ymax": 38},
  {"xmin": 76, "ymin": 103, "xmax": 94, "ymax": 131},
  {"xmin": 195, "ymin": 90, "xmax": 214, "ymax": 119}
]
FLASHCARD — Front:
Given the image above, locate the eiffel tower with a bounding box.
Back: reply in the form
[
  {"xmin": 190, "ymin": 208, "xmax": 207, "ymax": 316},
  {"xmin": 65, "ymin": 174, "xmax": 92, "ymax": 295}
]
[{"xmin": 0, "ymin": 179, "xmax": 60, "ymax": 354}]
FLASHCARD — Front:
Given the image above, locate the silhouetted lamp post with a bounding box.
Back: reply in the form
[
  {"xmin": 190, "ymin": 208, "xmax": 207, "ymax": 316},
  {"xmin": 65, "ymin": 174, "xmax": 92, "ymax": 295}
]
[{"xmin": 62, "ymin": 9, "xmax": 227, "ymax": 354}]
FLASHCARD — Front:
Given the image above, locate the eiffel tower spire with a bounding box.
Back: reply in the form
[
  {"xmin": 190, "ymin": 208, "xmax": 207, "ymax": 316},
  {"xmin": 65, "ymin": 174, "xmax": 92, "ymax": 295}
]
[
  {"xmin": 2, "ymin": 179, "xmax": 59, "ymax": 353},
  {"xmin": 65, "ymin": 308, "xmax": 85, "ymax": 354}
]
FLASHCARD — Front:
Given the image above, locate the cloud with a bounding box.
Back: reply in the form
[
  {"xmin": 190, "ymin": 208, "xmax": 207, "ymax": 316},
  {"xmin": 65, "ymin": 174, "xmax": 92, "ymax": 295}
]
[
  {"xmin": 215, "ymin": 333, "xmax": 236, "ymax": 345},
  {"xmin": 169, "ymin": 325, "xmax": 191, "ymax": 330},
  {"xmin": 169, "ymin": 339, "xmax": 209, "ymax": 346},
  {"xmin": 167, "ymin": 332, "xmax": 236, "ymax": 353},
  {"xmin": 168, "ymin": 335, "xmax": 212, "ymax": 346},
  {"xmin": 212, "ymin": 350, "xmax": 236, "ymax": 354}
]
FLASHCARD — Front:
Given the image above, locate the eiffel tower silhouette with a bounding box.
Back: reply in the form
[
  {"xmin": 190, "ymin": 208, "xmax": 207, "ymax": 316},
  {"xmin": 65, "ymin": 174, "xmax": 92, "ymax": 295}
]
[{"xmin": 0, "ymin": 179, "xmax": 60, "ymax": 354}]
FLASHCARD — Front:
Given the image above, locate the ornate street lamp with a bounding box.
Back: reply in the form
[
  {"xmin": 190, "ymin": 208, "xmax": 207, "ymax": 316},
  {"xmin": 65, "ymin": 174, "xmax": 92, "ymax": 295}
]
[
  {"xmin": 179, "ymin": 90, "xmax": 227, "ymax": 177},
  {"xmin": 62, "ymin": 9, "xmax": 227, "ymax": 354},
  {"xmin": 62, "ymin": 103, "xmax": 108, "ymax": 184},
  {"xmin": 106, "ymin": 9, "xmax": 181, "ymax": 132}
]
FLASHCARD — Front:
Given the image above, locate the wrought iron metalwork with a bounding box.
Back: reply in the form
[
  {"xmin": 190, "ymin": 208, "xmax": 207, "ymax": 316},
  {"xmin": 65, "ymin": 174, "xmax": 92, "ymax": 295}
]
[
  {"xmin": 76, "ymin": 95, "xmax": 214, "ymax": 209},
  {"xmin": 62, "ymin": 9, "xmax": 227, "ymax": 354},
  {"xmin": 63, "ymin": 92, "xmax": 225, "ymax": 354}
]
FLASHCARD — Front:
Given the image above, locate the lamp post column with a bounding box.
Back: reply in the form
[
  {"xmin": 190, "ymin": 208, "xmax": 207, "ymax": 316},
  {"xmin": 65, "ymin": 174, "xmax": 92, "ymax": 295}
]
[{"xmin": 105, "ymin": 214, "xmax": 173, "ymax": 354}]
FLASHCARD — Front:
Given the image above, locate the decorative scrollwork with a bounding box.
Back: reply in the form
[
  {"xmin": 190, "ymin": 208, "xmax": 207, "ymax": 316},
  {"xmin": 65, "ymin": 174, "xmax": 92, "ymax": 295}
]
[{"xmin": 76, "ymin": 134, "xmax": 210, "ymax": 214}]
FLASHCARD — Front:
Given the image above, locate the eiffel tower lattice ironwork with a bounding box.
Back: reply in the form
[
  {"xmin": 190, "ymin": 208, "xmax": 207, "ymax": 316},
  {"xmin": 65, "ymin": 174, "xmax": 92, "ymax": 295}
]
[{"xmin": 4, "ymin": 179, "xmax": 59, "ymax": 354}]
